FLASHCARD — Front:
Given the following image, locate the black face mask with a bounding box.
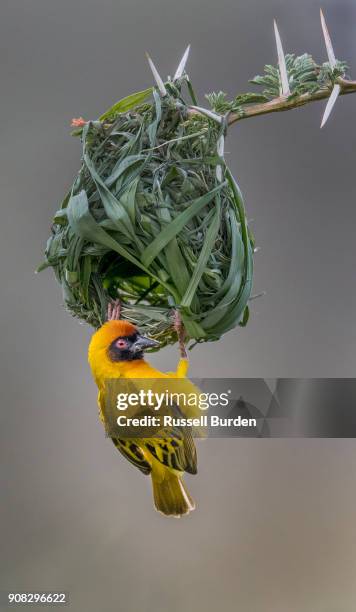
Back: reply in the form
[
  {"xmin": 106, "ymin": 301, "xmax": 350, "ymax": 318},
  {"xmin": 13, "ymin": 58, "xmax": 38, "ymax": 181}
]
[{"xmin": 108, "ymin": 333, "xmax": 160, "ymax": 361}]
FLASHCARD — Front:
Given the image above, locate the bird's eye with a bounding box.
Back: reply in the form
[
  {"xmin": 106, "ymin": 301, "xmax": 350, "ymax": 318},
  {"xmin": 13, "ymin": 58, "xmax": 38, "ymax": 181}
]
[{"xmin": 116, "ymin": 339, "xmax": 127, "ymax": 349}]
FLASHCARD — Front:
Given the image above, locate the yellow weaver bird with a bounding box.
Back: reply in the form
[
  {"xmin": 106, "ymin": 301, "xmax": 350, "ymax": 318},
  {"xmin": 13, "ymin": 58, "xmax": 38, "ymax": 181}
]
[{"xmin": 88, "ymin": 302, "xmax": 198, "ymax": 517}]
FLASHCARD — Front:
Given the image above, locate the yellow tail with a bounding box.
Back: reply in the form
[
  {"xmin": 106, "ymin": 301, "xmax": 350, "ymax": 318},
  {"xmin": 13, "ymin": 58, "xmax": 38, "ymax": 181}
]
[{"xmin": 151, "ymin": 471, "xmax": 195, "ymax": 517}]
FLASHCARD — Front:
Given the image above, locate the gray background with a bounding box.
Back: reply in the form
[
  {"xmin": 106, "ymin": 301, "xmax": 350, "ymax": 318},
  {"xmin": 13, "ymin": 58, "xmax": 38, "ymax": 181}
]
[{"xmin": 1, "ymin": 0, "xmax": 356, "ymax": 610}]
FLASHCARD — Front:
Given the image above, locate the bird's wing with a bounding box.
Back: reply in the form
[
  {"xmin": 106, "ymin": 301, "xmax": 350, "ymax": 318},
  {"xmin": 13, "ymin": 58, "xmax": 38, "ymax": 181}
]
[
  {"xmin": 98, "ymin": 388, "xmax": 152, "ymax": 475},
  {"xmin": 112, "ymin": 437, "xmax": 152, "ymax": 475},
  {"xmin": 100, "ymin": 379, "xmax": 197, "ymax": 475},
  {"xmin": 182, "ymin": 433, "xmax": 198, "ymax": 474},
  {"xmin": 143, "ymin": 420, "xmax": 197, "ymax": 475},
  {"xmin": 140, "ymin": 382, "xmax": 198, "ymax": 475},
  {"xmin": 97, "ymin": 390, "xmax": 106, "ymax": 424}
]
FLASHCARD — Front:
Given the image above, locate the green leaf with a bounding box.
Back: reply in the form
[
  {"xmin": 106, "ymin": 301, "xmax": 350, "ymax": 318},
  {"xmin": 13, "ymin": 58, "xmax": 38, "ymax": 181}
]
[
  {"xmin": 80, "ymin": 256, "xmax": 92, "ymax": 303},
  {"xmin": 105, "ymin": 155, "xmax": 146, "ymax": 188},
  {"xmin": 53, "ymin": 209, "xmax": 68, "ymax": 225},
  {"xmin": 200, "ymin": 210, "xmax": 244, "ymax": 329},
  {"xmin": 239, "ymin": 305, "xmax": 250, "ymax": 327},
  {"xmin": 147, "ymin": 90, "xmax": 162, "ymax": 146},
  {"xmin": 140, "ymin": 182, "xmax": 226, "ymax": 267},
  {"xmin": 66, "ymin": 190, "xmax": 178, "ymax": 300},
  {"xmin": 154, "ymin": 194, "xmax": 191, "ymax": 300},
  {"xmin": 82, "ymin": 127, "xmax": 137, "ymax": 240},
  {"xmin": 99, "ymin": 88, "xmax": 153, "ymax": 121},
  {"xmin": 36, "ymin": 260, "xmax": 50, "ymax": 273},
  {"xmin": 234, "ymin": 93, "xmax": 268, "ymax": 105},
  {"xmin": 180, "ymin": 195, "xmax": 221, "ymax": 309},
  {"xmin": 186, "ymin": 78, "xmax": 198, "ymax": 105},
  {"xmin": 120, "ymin": 176, "xmax": 139, "ymax": 225}
]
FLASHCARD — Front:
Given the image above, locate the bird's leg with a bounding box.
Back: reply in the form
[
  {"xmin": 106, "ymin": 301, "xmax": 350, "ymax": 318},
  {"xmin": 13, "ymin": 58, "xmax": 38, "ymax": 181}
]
[
  {"xmin": 107, "ymin": 299, "xmax": 121, "ymax": 321},
  {"xmin": 113, "ymin": 299, "xmax": 121, "ymax": 320},
  {"xmin": 173, "ymin": 309, "xmax": 187, "ymax": 359}
]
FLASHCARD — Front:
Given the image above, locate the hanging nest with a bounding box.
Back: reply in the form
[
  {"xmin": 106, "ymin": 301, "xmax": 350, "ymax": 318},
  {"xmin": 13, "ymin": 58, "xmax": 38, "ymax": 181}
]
[{"xmin": 40, "ymin": 80, "xmax": 254, "ymax": 348}]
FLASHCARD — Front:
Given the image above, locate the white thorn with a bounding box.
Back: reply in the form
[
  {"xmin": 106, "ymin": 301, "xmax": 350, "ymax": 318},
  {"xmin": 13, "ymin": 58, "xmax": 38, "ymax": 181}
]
[
  {"xmin": 146, "ymin": 53, "xmax": 167, "ymax": 97},
  {"xmin": 217, "ymin": 134, "xmax": 225, "ymax": 157},
  {"xmin": 320, "ymin": 83, "xmax": 341, "ymax": 128},
  {"xmin": 274, "ymin": 20, "xmax": 290, "ymax": 97},
  {"xmin": 216, "ymin": 134, "xmax": 225, "ymax": 182},
  {"xmin": 249, "ymin": 292, "xmax": 266, "ymax": 302},
  {"xmin": 190, "ymin": 105, "xmax": 223, "ymax": 124},
  {"xmin": 174, "ymin": 44, "xmax": 191, "ymax": 80},
  {"xmin": 320, "ymin": 9, "xmax": 336, "ymax": 68}
]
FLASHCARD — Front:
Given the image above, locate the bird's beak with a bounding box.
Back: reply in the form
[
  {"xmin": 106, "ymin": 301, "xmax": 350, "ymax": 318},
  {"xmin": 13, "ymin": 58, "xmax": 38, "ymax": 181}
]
[{"xmin": 132, "ymin": 334, "xmax": 160, "ymax": 352}]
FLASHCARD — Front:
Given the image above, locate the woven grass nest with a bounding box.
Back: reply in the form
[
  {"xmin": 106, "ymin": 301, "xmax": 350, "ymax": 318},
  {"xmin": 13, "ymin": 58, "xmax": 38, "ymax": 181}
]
[{"xmin": 40, "ymin": 79, "xmax": 254, "ymax": 348}]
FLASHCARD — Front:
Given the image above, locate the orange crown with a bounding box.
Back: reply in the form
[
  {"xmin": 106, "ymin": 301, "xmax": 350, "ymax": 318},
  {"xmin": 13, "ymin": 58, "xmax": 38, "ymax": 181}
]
[
  {"xmin": 88, "ymin": 319, "xmax": 138, "ymax": 359},
  {"xmin": 103, "ymin": 319, "xmax": 137, "ymax": 337}
]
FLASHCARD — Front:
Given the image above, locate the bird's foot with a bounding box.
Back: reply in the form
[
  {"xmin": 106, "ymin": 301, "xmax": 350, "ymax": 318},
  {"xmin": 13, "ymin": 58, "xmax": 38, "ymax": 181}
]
[
  {"xmin": 172, "ymin": 309, "xmax": 187, "ymax": 359},
  {"xmin": 107, "ymin": 299, "xmax": 121, "ymax": 321}
]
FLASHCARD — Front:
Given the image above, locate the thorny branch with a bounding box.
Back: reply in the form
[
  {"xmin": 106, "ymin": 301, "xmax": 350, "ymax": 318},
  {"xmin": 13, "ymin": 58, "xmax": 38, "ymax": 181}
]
[
  {"xmin": 146, "ymin": 10, "xmax": 355, "ymax": 130},
  {"xmin": 188, "ymin": 77, "xmax": 356, "ymax": 126}
]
